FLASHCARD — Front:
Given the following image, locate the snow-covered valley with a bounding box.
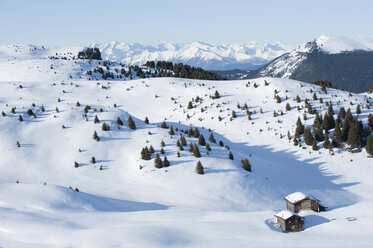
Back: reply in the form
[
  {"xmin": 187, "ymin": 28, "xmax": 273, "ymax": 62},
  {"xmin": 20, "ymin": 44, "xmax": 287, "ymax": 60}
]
[{"xmin": 0, "ymin": 45, "xmax": 373, "ymax": 247}]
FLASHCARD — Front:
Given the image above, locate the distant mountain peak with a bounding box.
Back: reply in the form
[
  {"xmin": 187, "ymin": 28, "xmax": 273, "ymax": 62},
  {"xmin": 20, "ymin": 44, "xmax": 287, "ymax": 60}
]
[{"xmin": 91, "ymin": 41, "xmax": 290, "ymax": 70}]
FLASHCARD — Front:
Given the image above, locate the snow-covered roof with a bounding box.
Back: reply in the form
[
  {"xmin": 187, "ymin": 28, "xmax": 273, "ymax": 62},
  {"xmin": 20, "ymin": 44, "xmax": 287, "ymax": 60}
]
[
  {"xmin": 284, "ymin": 192, "xmax": 317, "ymax": 204},
  {"xmin": 274, "ymin": 210, "xmax": 296, "ymax": 220}
]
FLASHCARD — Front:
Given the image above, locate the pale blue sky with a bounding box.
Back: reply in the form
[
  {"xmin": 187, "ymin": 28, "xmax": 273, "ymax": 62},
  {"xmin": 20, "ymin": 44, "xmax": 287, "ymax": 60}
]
[{"xmin": 0, "ymin": 0, "xmax": 372, "ymax": 46}]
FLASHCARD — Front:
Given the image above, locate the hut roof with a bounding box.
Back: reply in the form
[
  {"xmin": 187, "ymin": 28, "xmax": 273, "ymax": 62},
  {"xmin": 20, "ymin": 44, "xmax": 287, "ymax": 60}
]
[
  {"xmin": 284, "ymin": 192, "xmax": 318, "ymax": 204},
  {"xmin": 274, "ymin": 210, "xmax": 296, "ymax": 220}
]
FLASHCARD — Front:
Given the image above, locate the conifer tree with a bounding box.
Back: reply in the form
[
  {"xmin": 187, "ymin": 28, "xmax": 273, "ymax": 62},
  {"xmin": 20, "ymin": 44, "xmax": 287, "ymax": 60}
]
[
  {"xmin": 338, "ymin": 107, "xmax": 346, "ymax": 119},
  {"xmin": 293, "ymin": 138, "xmax": 298, "ymax": 146},
  {"xmin": 160, "ymin": 147, "xmax": 165, "ymax": 154},
  {"xmin": 295, "ymin": 117, "xmax": 304, "ymax": 138},
  {"xmin": 209, "ymin": 133, "xmax": 216, "ymax": 143},
  {"xmin": 214, "ymin": 90, "xmax": 220, "ymax": 99},
  {"xmin": 228, "ymin": 151, "xmax": 234, "ymax": 160},
  {"xmin": 241, "ymin": 158, "xmax": 251, "ymax": 172},
  {"xmin": 161, "ymin": 120, "xmax": 168, "ymax": 128},
  {"xmin": 144, "ymin": 117, "xmax": 149, "ymax": 124},
  {"xmin": 312, "ymin": 139, "xmax": 318, "ymax": 151},
  {"xmin": 206, "ymin": 143, "xmax": 211, "ymax": 151},
  {"xmin": 193, "ymin": 128, "xmax": 200, "ymax": 138},
  {"xmin": 128, "ymin": 116, "xmax": 136, "ymax": 129},
  {"xmin": 149, "ymin": 145, "xmax": 155, "ymax": 153},
  {"xmin": 198, "ymin": 134, "xmax": 206, "ymax": 146},
  {"xmin": 193, "ymin": 144, "xmax": 201, "ymax": 158},
  {"xmin": 116, "ymin": 117, "xmax": 123, "ymax": 126},
  {"xmin": 368, "ymin": 114, "xmax": 373, "ymax": 129},
  {"xmin": 189, "ymin": 143, "xmax": 194, "ymax": 152},
  {"xmin": 18, "ymin": 115, "xmax": 23, "ymax": 121},
  {"xmin": 286, "ymin": 103, "xmax": 291, "ymax": 111},
  {"xmin": 161, "ymin": 140, "xmax": 165, "ymax": 147},
  {"xmin": 332, "ymin": 122, "xmax": 342, "ymax": 145},
  {"xmin": 356, "ymin": 104, "xmax": 361, "ymax": 114},
  {"xmin": 91, "ymin": 156, "xmax": 96, "ymax": 164},
  {"xmin": 296, "ymin": 95, "xmax": 301, "ymax": 103},
  {"xmin": 219, "ymin": 140, "xmax": 224, "ymax": 146},
  {"xmin": 93, "ymin": 130, "xmax": 100, "ymax": 141},
  {"xmin": 196, "ymin": 161, "xmax": 204, "ymax": 174},
  {"xmin": 347, "ymin": 121, "xmax": 362, "ymax": 148},
  {"xmin": 313, "ymin": 93, "xmax": 317, "ymax": 100},
  {"xmin": 102, "ymin": 122, "xmax": 110, "ymax": 131},
  {"xmin": 366, "ymin": 134, "xmax": 373, "ymax": 155},
  {"xmin": 154, "ymin": 153, "xmax": 163, "ymax": 168},
  {"xmin": 180, "ymin": 135, "xmax": 187, "ymax": 146},
  {"xmin": 323, "ymin": 136, "xmax": 331, "ymax": 149},
  {"xmin": 232, "ymin": 110, "xmax": 237, "ymax": 118},
  {"xmin": 187, "ymin": 101, "xmax": 193, "ymax": 109},
  {"xmin": 169, "ymin": 126, "xmax": 175, "ymax": 135},
  {"xmin": 163, "ymin": 156, "xmax": 170, "ymax": 167}
]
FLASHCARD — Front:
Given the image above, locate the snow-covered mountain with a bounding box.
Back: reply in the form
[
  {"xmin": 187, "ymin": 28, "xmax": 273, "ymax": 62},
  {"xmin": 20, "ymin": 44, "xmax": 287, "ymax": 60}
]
[
  {"xmin": 92, "ymin": 41, "xmax": 290, "ymax": 70},
  {"xmin": 0, "ymin": 43, "xmax": 373, "ymax": 247},
  {"xmin": 246, "ymin": 35, "xmax": 373, "ymax": 92}
]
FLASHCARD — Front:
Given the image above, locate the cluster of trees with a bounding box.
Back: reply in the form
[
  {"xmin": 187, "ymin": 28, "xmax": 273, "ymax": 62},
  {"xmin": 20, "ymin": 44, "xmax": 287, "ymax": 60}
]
[
  {"xmin": 78, "ymin": 48, "xmax": 102, "ymax": 60},
  {"xmin": 294, "ymin": 104, "xmax": 373, "ymax": 154},
  {"xmin": 144, "ymin": 60, "xmax": 226, "ymax": 80}
]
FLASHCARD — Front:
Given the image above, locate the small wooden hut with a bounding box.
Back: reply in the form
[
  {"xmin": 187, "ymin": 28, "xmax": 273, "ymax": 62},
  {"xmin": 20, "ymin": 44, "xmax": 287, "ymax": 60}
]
[
  {"xmin": 284, "ymin": 192, "xmax": 325, "ymax": 213},
  {"xmin": 274, "ymin": 210, "xmax": 304, "ymax": 232}
]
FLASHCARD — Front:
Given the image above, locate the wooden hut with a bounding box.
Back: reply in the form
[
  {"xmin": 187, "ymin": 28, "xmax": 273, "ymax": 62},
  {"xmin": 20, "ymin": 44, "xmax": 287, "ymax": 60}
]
[
  {"xmin": 284, "ymin": 192, "xmax": 325, "ymax": 213},
  {"xmin": 274, "ymin": 210, "xmax": 304, "ymax": 232}
]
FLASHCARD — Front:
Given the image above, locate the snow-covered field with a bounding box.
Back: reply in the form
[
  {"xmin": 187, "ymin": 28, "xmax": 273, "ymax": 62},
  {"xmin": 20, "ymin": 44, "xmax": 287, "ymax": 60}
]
[{"xmin": 0, "ymin": 45, "xmax": 372, "ymax": 247}]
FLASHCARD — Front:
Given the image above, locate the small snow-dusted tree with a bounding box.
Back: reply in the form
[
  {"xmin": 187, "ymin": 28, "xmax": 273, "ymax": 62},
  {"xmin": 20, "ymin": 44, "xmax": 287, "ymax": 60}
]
[
  {"xmin": 206, "ymin": 143, "xmax": 211, "ymax": 152},
  {"xmin": 161, "ymin": 120, "xmax": 168, "ymax": 129},
  {"xmin": 241, "ymin": 158, "xmax": 251, "ymax": 172},
  {"xmin": 228, "ymin": 151, "xmax": 234, "ymax": 160},
  {"xmin": 154, "ymin": 153, "xmax": 163, "ymax": 168},
  {"xmin": 198, "ymin": 134, "xmax": 206, "ymax": 146},
  {"xmin": 102, "ymin": 122, "xmax": 110, "ymax": 131},
  {"xmin": 169, "ymin": 126, "xmax": 175, "ymax": 135},
  {"xmin": 193, "ymin": 144, "xmax": 201, "ymax": 158},
  {"xmin": 209, "ymin": 133, "xmax": 216, "ymax": 143},
  {"xmin": 195, "ymin": 161, "xmax": 204, "ymax": 174},
  {"xmin": 94, "ymin": 115, "xmax": 100, "ymax": 124},
  {"xmin": 93, "ymin": 130, "xmax": 100, "ymax": 141},
  {"xmin": 128, "ymin": 116, "xmax": 136, "ymax": 129},
  {"xmin": 163, "ymin": 156, "xmax": 170, "ymax": 167},
  {"xmin": 116, "ymin": 117, "xmax": 123, "ymax": 126}
]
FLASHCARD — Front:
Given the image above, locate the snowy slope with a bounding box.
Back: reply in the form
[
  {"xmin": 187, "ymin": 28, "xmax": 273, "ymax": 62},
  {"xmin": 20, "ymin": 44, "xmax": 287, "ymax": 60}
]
[
  {"xmin": 0, "ymin": 49, "xmax": 373, "ymax": 247},
  {"xmin": 92, "ymin": 41, "xmax": 290, "ymax": 70}
]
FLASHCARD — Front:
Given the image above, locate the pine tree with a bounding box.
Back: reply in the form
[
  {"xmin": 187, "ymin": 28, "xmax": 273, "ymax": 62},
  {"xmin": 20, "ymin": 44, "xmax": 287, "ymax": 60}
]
[
  {"xmin": 93, "ymin": 130, "xmax": 100, "ymax": 141},
  {"xmin": 198, "ymin": 134, "xmax": 206, "ymax": 146},
  {"xmin": 323, "ymin": 136, "xmax": 331, "ymax": 149},
  {"xmin": 293, "ymin": 138, "xmax": 299, "ymax": 146},
  {"xmin": 180, "ymin": 135, "xmax": 187, "ymax": 146},
  {"xmin": 219, "ymin": 140, "xmax": 224, "ymax": 146},
  {"xmin": 193, "ymin": 128, "xmax": 200, "ymax": 138},
  {"xmin": 116, "ymin": 117, "xmax": 123, "ymax": 126},
  {"xmin": 154, "ymin": 153, "xmax": 163, "ymax": 168},
  {"xmin": 74, "ymin": 161, "xmax": 79, "ymax": 168},
  {"xmin": 206, "ymin": 143, "xmax": 211, "ymax": 151},
  {"xmin": 161, "ymin": 121, "xmax": 168, "ymax": 128},
  {"xmin": 209, "ymin": 133, "xmax": 216, "ymax": 143},
  {"xmin": 295, "ymin": 95, "xmax": 301, "ymax": 103},
  {"xmin": 161, "ymin": 140, "xmax": 165, "ymax": 147},
  {"xmin": 286, "ymin": 103, "xmax": 291, "ymax": 111},
  {"xmin": 228, "ymin": 151, "xmax": 234, "ymax": 160},
  {"xmin": 232, "ymin": 110, "xmax": 237, "ymax": 118},
  {"xmin": 338, "ymin": 107, "xmax": 346, "ymax": 119},
  {"xmin": 368, "ymin": 114, "xmax": 373, "ymax": 129},
  {"xmin": 163, "ymin": 156, "xmax": 170, "ymax": 167},
  {"xmin": 18, "ymin": 115, "xmax": 23, "ymax": 121},
  {"xmin": 366, "ymin": 134, "xmax": 373, "ymax": 155},
  {"xmin": 195, "ymin": 161, "xmax": 204, "ymax": 174},
  {"xmin": 312, "ymin": 139, "xmax": 318, "ymax": 151},
  {"xmin": 93, "ymin": 115, "xmax": 100, "ymax": 124},
  {"xmin": 189, "ymin": 143, "xmax": 194, "ymax": 152},
  {"xmin": 347, "ymin": 121, "xmax": 362, "ymax": 148},
  {"xmin": 295, "ymin": 117, "xmax": 304, "ymax": 138},
  {"xmin": 313, "ymin": 93, "xmax": 317, "ymax": 100},
  {"xmin": 193, "ymin": 144, "xmax": 201, "ymax": 158},
  {"xmin": 149, "ymin": 145, "xmax": 155, "ymax": 153},
  {"xmin": 214, "ymin": 90, "xmax": 220, "ymax": 99},
  {"xmin": 144, "ymin": 117, "xmax": 149, "ymax": 124},
  {"xmin": 91, "ymin": 156, "xmax": 96, "ymax": 164},
  {"xmin": 187, "ymin": 101, "xmax": 193, "ymax": 109},
  {"xmin": 169, "ymin": 126, "xmax": 175, "ymax": 135},
  {"xmin": 128, "ymin": 116, "xmax": 136, "ymax": 129},
  {"xmin": 332, "ymin": 122, "xmax": 342, "ymax": 145},
  {"xmin": 356, "ymin": 104, "xmax": 361, "ymax": 114},
  {"xmin": 160, "ymin": 147, "xmax": 165, "ymax": 154},
  {"xmin": 241, "ymin": 158, "xmax": 251, "ymax": 172},
  {"xmin": 102, "ymin": 122, "xmax": 110, "ymax": 131}
]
